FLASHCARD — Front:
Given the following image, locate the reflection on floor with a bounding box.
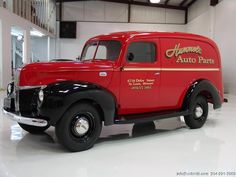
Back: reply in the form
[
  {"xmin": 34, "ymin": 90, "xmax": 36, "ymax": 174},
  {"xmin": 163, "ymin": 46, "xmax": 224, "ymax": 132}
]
[{"xmin": 0, "ymin": 91, "xmax": 235, "ymax": 177}]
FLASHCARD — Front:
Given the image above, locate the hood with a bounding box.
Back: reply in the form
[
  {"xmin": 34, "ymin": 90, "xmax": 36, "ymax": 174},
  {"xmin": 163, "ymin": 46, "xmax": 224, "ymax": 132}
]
[{"xmin": 19, "ymin": 60, "xmax": 115, "ymax": 87}]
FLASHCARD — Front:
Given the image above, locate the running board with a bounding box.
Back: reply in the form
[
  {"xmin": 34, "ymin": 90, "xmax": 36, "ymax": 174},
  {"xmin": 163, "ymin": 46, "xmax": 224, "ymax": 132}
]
[{"xmin": 115, "ymin": 110, "xmax": 190, "ymax": 124}]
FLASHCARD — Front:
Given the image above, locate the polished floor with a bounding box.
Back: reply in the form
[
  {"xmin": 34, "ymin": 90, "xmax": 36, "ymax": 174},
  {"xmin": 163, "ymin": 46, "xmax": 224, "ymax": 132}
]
[{"xmin": 0, "ymin": 91, "xmax": 235, "ymax": 177}]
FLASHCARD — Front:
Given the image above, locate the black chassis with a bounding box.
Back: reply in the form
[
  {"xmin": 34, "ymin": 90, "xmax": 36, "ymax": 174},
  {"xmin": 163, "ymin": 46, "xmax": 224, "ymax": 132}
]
[
  {"xmin": 40, "ymin": 79, "xmax": 221, "ymax": 125},
  {"xmin": 4, "ymin": 79, "xmax": 221, "ymax": 126}
]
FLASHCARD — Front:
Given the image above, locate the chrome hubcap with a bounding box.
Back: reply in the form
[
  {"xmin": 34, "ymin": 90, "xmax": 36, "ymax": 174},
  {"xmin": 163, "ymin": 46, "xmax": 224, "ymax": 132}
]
[
  {"xmin": 73, "ymin": 117, "xmax": 90, "ymax": 136},
  {"xmin": 195, "ymin": 105, "xmax": 203, "ymax": 118}
]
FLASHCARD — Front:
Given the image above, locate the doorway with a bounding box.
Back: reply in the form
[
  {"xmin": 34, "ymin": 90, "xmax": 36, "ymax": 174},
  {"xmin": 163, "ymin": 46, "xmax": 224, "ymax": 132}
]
[{"xmin": 11, "ymin": 26, "xmax": 24, "ymax": 77}]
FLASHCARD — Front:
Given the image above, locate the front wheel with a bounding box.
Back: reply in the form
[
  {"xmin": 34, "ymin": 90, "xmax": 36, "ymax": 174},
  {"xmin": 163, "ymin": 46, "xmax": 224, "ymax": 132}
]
[
  {"xmin": 55, "ymin": 103, "xmax": 102, "ymax": 152},
  {"xmin": 184, "ymin": 95, "xmax": 208, "ymax": 129}
]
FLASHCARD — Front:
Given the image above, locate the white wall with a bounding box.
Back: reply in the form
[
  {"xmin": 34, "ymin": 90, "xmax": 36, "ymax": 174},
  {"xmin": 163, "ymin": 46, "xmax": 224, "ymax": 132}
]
[
  {"xmin": 188, "ymin": 0, "xmax": 212, "ymax": 22},
  {"xmin": 0, "ymin": 1, "xmax": 186, "ymax": 88},
  {"xmin": 187, "ymin": 0, "xmax": 236, "ymax": 94},
  {"xmin": 62, "ymin": 1, "xmax": 128, "ymax": 22},
  {"xmin": 61, "ymin": 1, "xmax": 185, "ymax": 24},
  {"xmin": 130, "ymin": 5, "xmax": 185, "ymax": 24},
  {"xmin": 0, "ymin": 19, "xmax": 2, "ymax": 88},
  {"xmin": 57, "ymin": 1, "xmax": 187, "ymax": 59},
  {"xmin": 31, "ymin": 36, "xmax": 53, "ymax": 62},
  {"xmin": 56, "ymin": 21, "xmax": 186, "ymax": 59},
  {"xmin": 0, "ymin": 10, "xmax": 12, "ymax": 89},
  {"xmin": 50, "ymin": 37, "xmax": 56, "ymax": 60},
  {"xmin": 4, "ymin": 0, "xmax": 234, "ymax": 95},
  {"xmin": 0, "ymin": 7, "xmax": 56, "ymax": 88},
  {"xmin": 214, "ymin": 0, "xmax": 236, "ymax": 94},
  {"xmin": 57, "ymin": 1, "xmax": 186, "ymax": 60},
  {"xmin": 187, "ymin": 0, "xmax": 214, "ymax": 38}
]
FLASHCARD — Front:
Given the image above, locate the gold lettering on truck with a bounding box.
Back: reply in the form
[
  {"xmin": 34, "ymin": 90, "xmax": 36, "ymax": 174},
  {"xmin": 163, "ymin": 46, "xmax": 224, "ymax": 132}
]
[
  {"xmin": 127, "ymin": 79, "xmax": 155, "ymax": 90},
  {"xmin": 166, "ymin": 43, "xmax": 202, "ymax": 58},
  {"xmin": 165, "ymin": 43, "xmax": 215, "ymax": 65}
]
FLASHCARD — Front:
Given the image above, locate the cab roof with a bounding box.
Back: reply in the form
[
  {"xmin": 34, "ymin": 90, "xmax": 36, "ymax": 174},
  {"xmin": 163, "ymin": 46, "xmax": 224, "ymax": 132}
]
[{"xmin": 89, "ymin": 31, "xmax": 213, "ymax": 45}]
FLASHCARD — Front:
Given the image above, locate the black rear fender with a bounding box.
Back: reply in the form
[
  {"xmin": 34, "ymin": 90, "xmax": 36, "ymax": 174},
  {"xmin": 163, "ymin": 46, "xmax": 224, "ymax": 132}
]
[{"xmin": 182, "ymin": 80, "xmax": 222, "ymax": 110}]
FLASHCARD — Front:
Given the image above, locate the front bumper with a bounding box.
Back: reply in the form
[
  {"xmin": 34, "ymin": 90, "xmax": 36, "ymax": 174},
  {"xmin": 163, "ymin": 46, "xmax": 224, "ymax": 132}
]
[
  {"xmin": 3, "ymin": 93, "xmax": 48, "ymax": 127},
  {"xmin": 3, "ymin": 82, "xmax": 48, "ymax": 127},
  {"xmin": 2, "ymin": 108, "xmax": 48, "ymax": 127}
]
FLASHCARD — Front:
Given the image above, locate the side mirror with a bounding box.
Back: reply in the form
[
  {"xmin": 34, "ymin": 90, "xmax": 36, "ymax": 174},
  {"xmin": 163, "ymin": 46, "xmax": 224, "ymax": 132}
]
[
  {"xmin": 76, "ymin": 56, "xmax": 80, "ymax": 61},
  {"xmin": 127, "ymin": 52, "xmax": 134, "ymax": 61}
]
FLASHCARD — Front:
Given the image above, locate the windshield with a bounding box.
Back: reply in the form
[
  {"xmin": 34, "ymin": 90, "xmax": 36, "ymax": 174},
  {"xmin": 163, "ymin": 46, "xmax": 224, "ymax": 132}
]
[{"xmin": 81, "ymin": 40, "xmax": 121, "ymax": 61}]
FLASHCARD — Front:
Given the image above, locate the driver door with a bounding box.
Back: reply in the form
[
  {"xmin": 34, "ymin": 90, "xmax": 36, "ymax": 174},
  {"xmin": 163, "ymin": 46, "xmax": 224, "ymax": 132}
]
[{"xmin": 119, "ymin": 38, "xmax": 161, "ymax": 115}]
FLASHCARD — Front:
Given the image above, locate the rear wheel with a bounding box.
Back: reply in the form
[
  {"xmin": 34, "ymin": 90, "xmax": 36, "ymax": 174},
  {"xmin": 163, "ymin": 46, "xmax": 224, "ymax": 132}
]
[
  {"xmin": 18, "ymin": 123, "xmax": 50, "ymax": 134},
  {"xmin": 184, "ymin": 95, "xmax": 208, "ymax": 129},
  {"xmin": 55, "ymin": 103, "xmax": 102, "ymax": 152}
]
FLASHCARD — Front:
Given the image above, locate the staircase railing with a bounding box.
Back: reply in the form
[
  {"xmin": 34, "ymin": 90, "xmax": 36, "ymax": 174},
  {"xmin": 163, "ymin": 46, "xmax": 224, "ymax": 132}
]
[{"xmin": 0, "ymin": 0, "xmax": 56, "ymax": 35}]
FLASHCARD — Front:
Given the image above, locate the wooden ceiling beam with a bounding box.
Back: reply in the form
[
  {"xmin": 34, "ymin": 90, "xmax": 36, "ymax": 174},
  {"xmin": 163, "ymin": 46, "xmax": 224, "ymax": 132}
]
[
  {"xmin": 179, "ymin": 0, "xmax": 188, "ymax": 6},
  {"xmin": 187, "ymin": 0, "xmax": 197, "ymax": 7},
  {"xmin": 164, "ymin": 0, "xmax": 170, "ymax": 5},
  {"xmin": 56, "ymin": 0, "xmax": 187, "ymax": 10},
  {"xmin": 102, "ymin": 0, "xmax": 187, "ymax": 10},
  {"xmin": 210, "ymin": 0, "xmax": 218, "ymax": 6}
]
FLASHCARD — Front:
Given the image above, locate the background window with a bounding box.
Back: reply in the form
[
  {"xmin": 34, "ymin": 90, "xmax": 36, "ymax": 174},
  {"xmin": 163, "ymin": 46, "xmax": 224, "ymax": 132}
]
[{"xmin": 126, "ymin": 42, "xmax": 156, "ymax": 63}]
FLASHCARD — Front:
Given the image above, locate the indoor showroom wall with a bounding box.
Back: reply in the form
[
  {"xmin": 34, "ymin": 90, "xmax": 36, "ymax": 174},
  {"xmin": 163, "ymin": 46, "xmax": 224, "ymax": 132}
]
[
  {"xmin": 0, "ymin": 7, "xmax": 56, "ymax": 88},
  {"xmin": 31, "ymin": 36, "xmax": 56, "ymax": 62},
  {"xmin": 186, "ymin": 0, "xmax": 236, "ymax": 94},
  {"xmin": 0, "ymin": 19, "xmax": 2, "ymax": 89},
  {"xmin": 57, "ymin": 0, "xmax": 236, "ymax": 95},
  {"xmin": 56, "ymin": 1, "xmax": 186, "ymax": 59},
  {"xmin": 60, "ymin": 1, "xmax": 185, "ymax": 24},
  {"xmin": 56, "ymin": 22, "xmax": 186, "ymax": 59}
]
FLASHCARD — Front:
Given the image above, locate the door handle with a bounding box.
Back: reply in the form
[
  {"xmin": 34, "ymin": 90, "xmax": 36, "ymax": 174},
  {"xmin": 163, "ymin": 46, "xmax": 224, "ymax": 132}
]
[
  {"xmin": 154, "ymin": 72, "xmax": 160, "ymax": 76},
  {"xmin": 99, "ymin": 72, "xmax": 107, "ymax": 77}
]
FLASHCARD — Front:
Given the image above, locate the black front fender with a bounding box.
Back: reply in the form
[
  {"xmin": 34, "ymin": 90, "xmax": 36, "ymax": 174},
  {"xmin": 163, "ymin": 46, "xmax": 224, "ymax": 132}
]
[{"xmin": 39, "ymin": 81, "xmax": 117, "ymax": 126}]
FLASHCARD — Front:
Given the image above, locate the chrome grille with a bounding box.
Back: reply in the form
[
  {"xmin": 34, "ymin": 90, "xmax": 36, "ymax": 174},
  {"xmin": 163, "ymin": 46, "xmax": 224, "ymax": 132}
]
[
  {"xmin": 14, "ymin": 69, "xmax": 20, "ymax": 87},
  {"xmin": 13, "ymin": 69, "xmax": 20, "ymax": 112}
]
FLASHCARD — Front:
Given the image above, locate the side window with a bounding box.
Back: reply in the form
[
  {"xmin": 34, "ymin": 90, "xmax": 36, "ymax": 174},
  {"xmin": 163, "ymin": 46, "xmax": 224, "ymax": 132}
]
[
  {"xmin": 96, "ymin": 45, "xmax": 107, "ymax": 59},
  {"xmin": 81, "ymin": 40, "xmax": 121, "ymax": 61},
  {"xmin": 95, "ymin": 41, "xmax": 121, "ymax": 61},
  {"xmin": 126, "ymin": 42, "xmax": 156, "ymax": 63}
]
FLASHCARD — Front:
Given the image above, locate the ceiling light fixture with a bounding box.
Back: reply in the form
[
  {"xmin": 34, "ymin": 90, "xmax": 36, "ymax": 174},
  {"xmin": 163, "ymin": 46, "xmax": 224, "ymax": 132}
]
[
  {"xmin": 30, "ymin": 29, "xmax": 45, "ymax": 37},
  {"xmin": 149, "ymin": 0, "xmax": 161, "ymax": 3},
  {"xmin": 11, "ymin": 31, "xmax": 19, "ymax": 37},
  {"xmin": 11, "ymin": 29, "xmax": 23, "ymax": 37}
]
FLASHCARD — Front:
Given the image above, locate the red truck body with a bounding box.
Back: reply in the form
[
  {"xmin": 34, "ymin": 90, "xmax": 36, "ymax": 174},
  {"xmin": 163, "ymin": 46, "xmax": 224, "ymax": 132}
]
[
  {"xmin": 19, "ymin": 31, "xmax": 223, "ymax": 115},
  {"xmin": 4, "ymin": 31, "xmax": 223, "ymax": 151}
]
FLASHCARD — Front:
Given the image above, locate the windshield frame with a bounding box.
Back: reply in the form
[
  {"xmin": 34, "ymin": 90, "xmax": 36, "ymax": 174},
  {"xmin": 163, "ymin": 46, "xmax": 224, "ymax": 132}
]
[{"xmin": 80, "ymin": 40, "xmax": 122, "ymax": 62}]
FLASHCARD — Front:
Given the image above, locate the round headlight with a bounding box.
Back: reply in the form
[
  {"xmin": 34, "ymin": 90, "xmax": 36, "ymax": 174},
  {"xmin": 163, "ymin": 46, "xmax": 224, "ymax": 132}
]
[{"xmin": 38, "ymin": 89, "xmax": 44, "ymax": 102}]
